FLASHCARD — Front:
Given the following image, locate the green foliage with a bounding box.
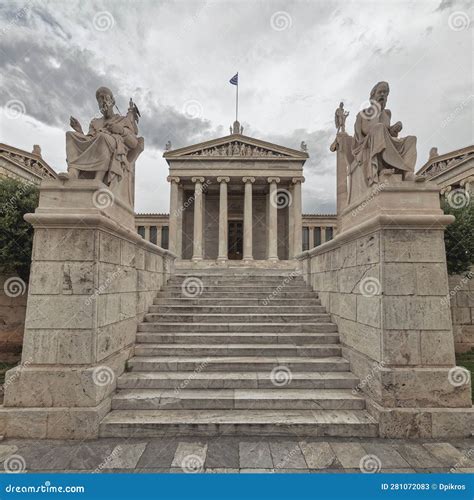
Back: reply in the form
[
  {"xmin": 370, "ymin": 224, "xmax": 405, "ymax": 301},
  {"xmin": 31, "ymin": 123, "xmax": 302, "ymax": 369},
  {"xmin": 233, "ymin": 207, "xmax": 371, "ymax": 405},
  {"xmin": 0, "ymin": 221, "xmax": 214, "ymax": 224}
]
[
  {"xmin": 0, "ymin": 178, "xmax": 39, "ymax": 283},
  {"xmin": 456, "ymin": 350, "xmax": 474, "ymax": 399},
  {"xmin": 443, "ymin": 195, "xmax": 474, "ymax": 276}
]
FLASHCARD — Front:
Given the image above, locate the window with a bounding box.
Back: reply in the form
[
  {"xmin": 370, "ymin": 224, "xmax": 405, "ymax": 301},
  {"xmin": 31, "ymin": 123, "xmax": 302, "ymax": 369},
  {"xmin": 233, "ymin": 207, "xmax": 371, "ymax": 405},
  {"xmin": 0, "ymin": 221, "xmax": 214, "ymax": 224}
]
[
  {"xmin": 137, "ymin": 226, "xmax": 145, "ymax": 238},
  {"xmin": 161, "ymin": 226, "xmax": 169, "ymax": 249},
  {"xmin": 150, "ymin": 226, "xmax": 157, "ymax": 245},
  {"xmin": 302, "ymin": 227, "xmax": 309, "ymax": 251},
  {"xmin": 314, "ymin": 227, "xmax": 321, "ymax": 246},
  {"xmin": 325, "ymin": 226, "xmax": 334, "ymax": 241}
]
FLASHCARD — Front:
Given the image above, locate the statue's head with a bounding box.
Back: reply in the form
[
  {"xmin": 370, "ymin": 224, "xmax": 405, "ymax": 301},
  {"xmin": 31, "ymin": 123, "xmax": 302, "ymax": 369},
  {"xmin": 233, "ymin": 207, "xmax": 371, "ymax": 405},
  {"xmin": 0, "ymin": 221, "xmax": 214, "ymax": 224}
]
[
  {"xmin": 370, "ymin": 81, "xmax": 389, "ymax": 109},
  {"xmin": 339, "ymin": 102, "xmax": 344, "ymax": 108},
  {"xmin": 95, "ymin": 87, "xmax": 115, "ymax": 116}
]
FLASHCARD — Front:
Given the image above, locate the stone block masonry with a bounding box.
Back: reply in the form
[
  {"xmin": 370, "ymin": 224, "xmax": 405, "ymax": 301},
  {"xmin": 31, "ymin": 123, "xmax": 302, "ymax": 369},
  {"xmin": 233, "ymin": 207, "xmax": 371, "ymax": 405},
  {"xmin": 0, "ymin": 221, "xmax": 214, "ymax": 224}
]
[
  {"xmin": 298, "ymin": 179, "xmax": 473, "ymax": 438},
  {"xmin": 0, "ymin": 179, "xmax": 175, "ymax": 439}
]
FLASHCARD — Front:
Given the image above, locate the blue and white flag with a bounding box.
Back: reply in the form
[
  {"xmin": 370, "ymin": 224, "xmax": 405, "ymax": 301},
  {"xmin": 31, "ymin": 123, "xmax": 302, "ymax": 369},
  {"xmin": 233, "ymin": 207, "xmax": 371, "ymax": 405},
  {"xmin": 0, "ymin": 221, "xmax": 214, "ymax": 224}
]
[{"xmin": 229, "ymin": 73, "xmax": 238, "ymax": 85}]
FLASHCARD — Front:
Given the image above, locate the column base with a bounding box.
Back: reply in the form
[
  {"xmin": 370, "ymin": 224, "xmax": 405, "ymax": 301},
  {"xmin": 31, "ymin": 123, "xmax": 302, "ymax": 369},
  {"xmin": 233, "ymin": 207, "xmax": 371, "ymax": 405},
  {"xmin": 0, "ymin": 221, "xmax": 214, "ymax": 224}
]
[
  {"xmin": 267, "ymin": 256, "xmax": 279, "ymax": 262},
  {"xmin": 191, "ymin": 256, "xmax": 203, "ymax": 262},
  {"xmin": 243, "ymin": 257, "xmax": 254, "ymax": 263}
]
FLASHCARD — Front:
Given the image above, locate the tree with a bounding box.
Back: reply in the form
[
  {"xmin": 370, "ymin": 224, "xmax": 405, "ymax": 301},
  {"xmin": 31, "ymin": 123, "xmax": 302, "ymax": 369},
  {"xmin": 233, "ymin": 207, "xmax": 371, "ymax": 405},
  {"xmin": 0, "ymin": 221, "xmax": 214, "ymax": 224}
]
[
  {"xmin": 443, "ymin": 192, "xmax": 474, "ymax": 275},
  {"xmin": 0, "ymin": 178, "xmax": 39, "ymax": 283}
]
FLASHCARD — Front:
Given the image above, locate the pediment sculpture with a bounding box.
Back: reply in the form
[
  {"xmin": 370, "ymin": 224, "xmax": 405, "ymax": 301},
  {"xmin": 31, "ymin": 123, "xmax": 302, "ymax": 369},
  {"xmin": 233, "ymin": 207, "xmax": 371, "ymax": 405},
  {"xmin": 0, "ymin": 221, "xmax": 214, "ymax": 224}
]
[
  {"xmin": 183, "ymin": 141, "xmax": 289, "ymax": 158},
  {"xmin": 64, "ymin": 86, "xmax": 144, "ymax": 206}
]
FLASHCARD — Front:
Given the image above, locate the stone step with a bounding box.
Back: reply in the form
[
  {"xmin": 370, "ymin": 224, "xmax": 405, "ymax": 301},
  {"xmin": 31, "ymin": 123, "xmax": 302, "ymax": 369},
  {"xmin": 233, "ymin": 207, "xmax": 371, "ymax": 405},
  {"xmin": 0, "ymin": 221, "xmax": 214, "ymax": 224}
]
[
  {"xmin": 117, "ymin": 371, "xmax": 360, "ymax": 390},
  {"xmin": 127, "ymin": 356, "xmax": 350, "ymax": 372},
  {"xmin": 153, "ymin": 297, "xmax": 321, "ymax": 306},
  {"xmin": 165, "ymin": 285, "xmax": 312, "ymax": 292},
  {"xmin": 134, "ymin": 343, "xmax": 341, "ymax": 357},
  {"xmin": 144, "ymin": 313, "xmax": 331, "ymax": 324},
  {"xmin": 149, "ymin": 305, "xmax": 326, "ymax": 314},
  {"xmin": 171, "ymin": 279, "xmax": 305, "ymax": 286},
  {"xmin": 136, "ymin": 332, "xmax": 340, "ymax": 345},
  {"xmin": 99, "ymin": 409, "xmax": 379, "ymax": 437},
  {"xmin": 156, "ymin": 290, "xmax": 316, "ymax": 298},
  {"xmin": 111, "ymin": 388, "xmax": 366, "ymax": 410},
  {"xmin": 137, "ymin": 322, "xmax": 338, "ymax": 333}
]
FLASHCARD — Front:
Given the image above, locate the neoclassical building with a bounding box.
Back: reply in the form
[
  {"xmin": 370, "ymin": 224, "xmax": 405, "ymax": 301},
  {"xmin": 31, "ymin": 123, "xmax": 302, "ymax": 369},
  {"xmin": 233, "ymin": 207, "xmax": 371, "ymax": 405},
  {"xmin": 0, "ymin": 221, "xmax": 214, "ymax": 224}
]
[{"xmin": 136, "ymin": 121, "xmax": 338, "ymax": 264}]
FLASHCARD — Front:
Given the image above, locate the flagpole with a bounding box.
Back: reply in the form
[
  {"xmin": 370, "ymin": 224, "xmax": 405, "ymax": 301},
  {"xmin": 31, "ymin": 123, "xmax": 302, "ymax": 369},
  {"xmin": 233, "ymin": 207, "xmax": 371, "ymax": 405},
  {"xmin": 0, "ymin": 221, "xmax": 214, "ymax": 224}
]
[{"xmin": 235, "ymin": 75, "xmax": 239, "ymax": 122}]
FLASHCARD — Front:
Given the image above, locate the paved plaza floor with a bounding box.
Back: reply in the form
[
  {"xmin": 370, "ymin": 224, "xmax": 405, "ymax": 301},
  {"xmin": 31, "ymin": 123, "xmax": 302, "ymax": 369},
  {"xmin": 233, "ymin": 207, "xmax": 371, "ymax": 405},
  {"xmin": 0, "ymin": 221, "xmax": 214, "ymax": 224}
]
[{"xmin": 0, "ymin": 436, "xmax": 472, "ymax": 474}]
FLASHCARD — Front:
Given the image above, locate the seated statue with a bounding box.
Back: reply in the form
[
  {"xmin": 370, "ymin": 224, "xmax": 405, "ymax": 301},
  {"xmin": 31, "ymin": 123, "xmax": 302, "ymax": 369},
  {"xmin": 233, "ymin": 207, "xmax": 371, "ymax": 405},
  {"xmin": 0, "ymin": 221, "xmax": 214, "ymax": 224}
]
[
  {"xmin": 65, "ymin": 86, "xmax": 144, "ymax": 204},
  {"xmin": 352, "ymin": 81, "xmax": 417, "ymax": 185}
]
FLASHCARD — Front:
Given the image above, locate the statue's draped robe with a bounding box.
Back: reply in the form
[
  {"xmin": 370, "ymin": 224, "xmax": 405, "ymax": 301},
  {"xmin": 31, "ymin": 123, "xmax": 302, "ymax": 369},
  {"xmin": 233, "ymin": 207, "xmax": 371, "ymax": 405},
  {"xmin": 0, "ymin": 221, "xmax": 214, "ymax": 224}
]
[
  {"xmin": 66, "ymin": 114, "xmax": 137, "ymax": 184},
  {"xmin": 352, "ymin": 109, "xmax": 417, "ymax": 185}
]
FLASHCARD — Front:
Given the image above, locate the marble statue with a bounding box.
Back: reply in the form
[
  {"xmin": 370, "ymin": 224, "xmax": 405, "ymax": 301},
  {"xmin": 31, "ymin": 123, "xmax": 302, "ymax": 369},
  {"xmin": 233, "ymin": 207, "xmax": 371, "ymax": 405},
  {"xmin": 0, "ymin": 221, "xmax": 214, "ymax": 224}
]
[
  {"xmin": 65, "ymin": 86, "xmax": 144, "ymax": 204},
  {"xmin": 165, "ymin": 140, "xmax": 172, "ymax": 151},
  {"xmin": 335, "ymin": 102, "xmax": 349, "ymax": 133},
  {"xmin": 300, "ymin": 141, "xmax": 308, "ymax": 152},
  {"xmin": 351, "ymin": 81, "xmax": 417, "ymax": 185}
]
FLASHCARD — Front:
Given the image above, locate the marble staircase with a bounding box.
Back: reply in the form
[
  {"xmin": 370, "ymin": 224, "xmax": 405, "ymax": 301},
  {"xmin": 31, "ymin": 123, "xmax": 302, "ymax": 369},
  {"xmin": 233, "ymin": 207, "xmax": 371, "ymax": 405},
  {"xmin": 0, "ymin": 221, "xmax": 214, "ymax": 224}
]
[{"xmin": 100, "ymin": 269, "xmax": 378, "ymax": 437}]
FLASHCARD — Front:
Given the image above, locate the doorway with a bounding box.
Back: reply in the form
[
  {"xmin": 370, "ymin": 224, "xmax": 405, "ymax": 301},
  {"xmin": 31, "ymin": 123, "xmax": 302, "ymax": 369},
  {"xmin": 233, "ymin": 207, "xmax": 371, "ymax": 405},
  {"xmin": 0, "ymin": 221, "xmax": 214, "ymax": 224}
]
[{"xmin": 228, "ymin": 220, "xmax": 243, "ymax": 260}]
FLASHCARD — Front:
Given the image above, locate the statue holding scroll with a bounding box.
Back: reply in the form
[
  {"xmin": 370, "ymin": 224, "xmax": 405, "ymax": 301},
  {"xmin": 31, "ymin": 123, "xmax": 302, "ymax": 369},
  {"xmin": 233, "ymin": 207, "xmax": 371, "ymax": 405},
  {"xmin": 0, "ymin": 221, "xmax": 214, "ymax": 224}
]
[
  {"xmin": 65, "ymin": 86, "xmax": 144, "ymax": 205},
  {"xmin": 352, "ymin": 81, "xmax": 417, "ymax": 185}
]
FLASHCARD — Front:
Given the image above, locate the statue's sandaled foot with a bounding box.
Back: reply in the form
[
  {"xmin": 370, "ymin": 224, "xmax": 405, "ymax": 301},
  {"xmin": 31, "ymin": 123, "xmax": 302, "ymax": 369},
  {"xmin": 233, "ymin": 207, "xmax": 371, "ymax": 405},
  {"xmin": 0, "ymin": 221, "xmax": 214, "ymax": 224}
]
[
  {"xmin": 404, "ymin": 172, "xmax": 416, "ymax": 181},
  {"xmin": 58, "ymin": 172, "xmax": 70, "ymax": 181},
  {"xmin": 415, "ymin": 175, "xmax": 426, "ymax": 183},
  {"xmin": 380, "ymin": 168, "xmax": 395, "ymax": 176}
]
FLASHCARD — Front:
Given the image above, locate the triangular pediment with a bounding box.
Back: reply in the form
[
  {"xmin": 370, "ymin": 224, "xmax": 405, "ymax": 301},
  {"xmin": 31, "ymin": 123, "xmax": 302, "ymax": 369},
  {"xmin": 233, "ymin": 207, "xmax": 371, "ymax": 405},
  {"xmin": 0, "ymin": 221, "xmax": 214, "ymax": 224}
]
[
  {"xmin": 163, "ymin": 134, "xmax": 308, "ymax": 161},
  {"xmin": 0, "ymin": 143, "xmax": 57, "ymax": 180}
]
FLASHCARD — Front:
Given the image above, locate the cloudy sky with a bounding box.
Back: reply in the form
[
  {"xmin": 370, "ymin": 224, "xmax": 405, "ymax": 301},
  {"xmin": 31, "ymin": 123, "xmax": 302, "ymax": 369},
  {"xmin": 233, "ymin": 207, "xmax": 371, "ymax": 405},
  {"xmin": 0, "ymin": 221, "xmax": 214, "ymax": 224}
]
[{"xmin": 0, "ymin": 0, "xmax": 472, "ymax": 214}]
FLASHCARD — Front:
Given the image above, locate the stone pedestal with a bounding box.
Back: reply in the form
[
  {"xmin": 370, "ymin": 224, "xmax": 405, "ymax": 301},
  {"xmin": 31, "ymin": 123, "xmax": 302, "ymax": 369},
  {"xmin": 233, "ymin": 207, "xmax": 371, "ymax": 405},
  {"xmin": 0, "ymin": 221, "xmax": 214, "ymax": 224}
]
[
  {"xmin": 0, "ymin": 179, "xmax": 175, "ymax": 438},
  {"xmin": 298, "ymin": 177, "xmax": 473, "ymax": 437}
]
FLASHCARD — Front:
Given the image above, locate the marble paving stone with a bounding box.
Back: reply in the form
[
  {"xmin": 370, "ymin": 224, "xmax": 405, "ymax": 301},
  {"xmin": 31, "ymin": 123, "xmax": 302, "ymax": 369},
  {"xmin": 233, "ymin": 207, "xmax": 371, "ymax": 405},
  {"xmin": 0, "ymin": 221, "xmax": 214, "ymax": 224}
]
[
  {"xmin": 13, "ymin": 443, "xmax": 78, "ymax": 471},
  {"xmin": 205, "ymin": 439, "xmax": 239, "ymax": 469},
  {"xmin": 330, "ymin": 442, "xmax": 367, "ymax": 469},
  {"xmin": 171, "ymin": 442, "xmax": 208, "ymax": 472},
  {"xmin": 239, "ymin": 468, "xmax": 275, "ymax": 473},
  {"xmin": 68, "ymin": 443, "xmax": 118, "ymax": 470},
  {"xmin": 394, "ymin": 444, "xmax": 444, "ymax": 469},
  {"xmin": 136, "ymin": 439, "xmax": 179, "ymax": 468},
  {"xmin": 239, "ymin": 442, "xmax": 273, "ymax": 469},
  {"xmin": 270, "ymin": 442, "xmax": 307, "ymax": 469},
  {"xmin": 299, "ymin": 441, "xmax": 340, "ymax": 469},
  {"xmin": 361, "ymin": 442, "xmax": 411, "ymax": 468},
  {"xmin": 422, "ymin": 442, "xmax": 474, "ymax": 468},
  {"xmin": 0, "ymin": 445, "xmax": 19, "ymax": 462},
  {"xmin": 102, "ymin": 443, "xmax": 147, "ymax": 469},
  {"xmin": 205, "ymin": 468, "xmax": 239, "ymax": 473}
]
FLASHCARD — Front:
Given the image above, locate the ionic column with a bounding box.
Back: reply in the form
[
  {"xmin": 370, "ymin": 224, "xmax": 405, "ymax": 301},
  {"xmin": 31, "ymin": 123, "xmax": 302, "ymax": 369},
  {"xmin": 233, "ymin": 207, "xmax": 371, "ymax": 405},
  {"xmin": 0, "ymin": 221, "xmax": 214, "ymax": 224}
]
[
  {"xmin": 217, "ymin": 177, "xmax": 230, "ymax": 262},
  {"xmin": 242, "ymin": 177, "xmax": 255, "ymax": 261},
  {"xmin": 192, "ymin": 177, "xmax": 205, "ymax": 261},
  {"xmin": 288, "ymin": 184, "xmax": 295, "ymax": 259},
  {"xmin": 156, "ymin": 225, "xmax": 162, "ymax": 247},
  {"xmin": 144, "ymin": 225, "xmax": 150, "ymax": 241},
  {"xmin": 267, "ymin": 177, "xmax": 280, "ymax": 261},
  {"xmin": 321, "ymin": 226, "xmax": 327, "ymax": 244},
  {"xmin": 176, "ymin": 186, "xmax": 183, "ymax": 258},
  {"xmin": 309, "ymin": 226, "xmax": 314, "ymax": 249},
  {"xmin": 292, "ymin": 177, "xmax": 304, "ymax": 256},
  {"xmin": 167, "ymin": 176, "xmax": 180, "ymax": 254}
]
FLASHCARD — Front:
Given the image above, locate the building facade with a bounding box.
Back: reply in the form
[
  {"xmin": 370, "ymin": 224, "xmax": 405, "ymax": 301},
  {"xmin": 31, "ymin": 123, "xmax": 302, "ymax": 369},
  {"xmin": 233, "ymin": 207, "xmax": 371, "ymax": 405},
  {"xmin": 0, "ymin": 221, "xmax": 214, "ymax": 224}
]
[
  {"xmin": 0, "ymin": 143, "xmax": 57, "ymax": 184},
  {"xmin": 136, "ymin": 122, "xmax": 337, "ymax": 263}
]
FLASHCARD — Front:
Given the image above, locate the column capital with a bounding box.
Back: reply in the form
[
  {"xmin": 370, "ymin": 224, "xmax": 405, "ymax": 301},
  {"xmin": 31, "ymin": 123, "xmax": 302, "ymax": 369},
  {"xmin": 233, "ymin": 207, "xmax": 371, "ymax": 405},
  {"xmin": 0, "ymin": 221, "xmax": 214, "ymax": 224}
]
[
  {"xmin": 217, "ymin": 176, "xmax": 230, "ymax": 183},
  {"xmin": 242, "ymin": 176, "xmax": 255, "ymax": 184},
  {"xmin": 167, "ymin": 176, "xmax": 180, "ymax": 184},
  {"xmin": 267, "ymin": 177, "xmax": 280, "ymax": 184},
  {"xmin": 191, "ymin": 176, "xmax": 205, "ymax": 184},
  {"xmin": 292, "ymin": 176, "xmax": 305, "ymax": 184}
]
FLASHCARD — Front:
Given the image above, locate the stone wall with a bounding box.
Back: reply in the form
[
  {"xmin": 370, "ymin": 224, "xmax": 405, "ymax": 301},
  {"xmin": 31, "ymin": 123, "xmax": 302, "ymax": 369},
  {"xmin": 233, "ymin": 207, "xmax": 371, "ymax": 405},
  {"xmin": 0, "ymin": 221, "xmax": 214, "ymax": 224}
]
[
  {"xmin": 0, "ymin": 179, "xmax": 175, "ymax": 439},
  {"xmin": 449, "ymin": 269, "xmax": 474, "ymax": 353},
  {"xmin": 0, "ymin": 275, "xmax": 27, "ymax": 363},
  {"xmin": 298, "ymin": 180, "xmax": 473, "ymax": 438}
]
